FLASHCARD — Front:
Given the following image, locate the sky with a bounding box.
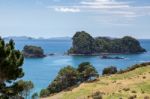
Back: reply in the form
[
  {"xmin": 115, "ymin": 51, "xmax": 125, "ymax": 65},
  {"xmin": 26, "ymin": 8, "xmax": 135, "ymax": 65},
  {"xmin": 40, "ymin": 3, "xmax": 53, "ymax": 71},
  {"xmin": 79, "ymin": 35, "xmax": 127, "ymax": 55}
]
[{"xmin": 0, "ymin": 0, "xmax": 150, "ymax": 39}]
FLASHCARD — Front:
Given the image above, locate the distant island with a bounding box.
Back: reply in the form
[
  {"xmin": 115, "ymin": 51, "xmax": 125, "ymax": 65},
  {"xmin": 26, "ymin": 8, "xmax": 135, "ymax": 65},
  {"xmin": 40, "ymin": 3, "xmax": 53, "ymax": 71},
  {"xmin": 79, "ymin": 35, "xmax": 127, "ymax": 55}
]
[
  {"xmin": 4, "ymin": 36, "xmax": 71, "ymax": 41},
  {"xmin": 23, "ymin": 45, "xmax": 45, "ymax": 58},
  {"xmin": 4, "ymin": 36, "xmax": 34, "ymax": 40},
  {"xmin": 68, "ymin": 31, "xmax": 146, "ymax": 55}
]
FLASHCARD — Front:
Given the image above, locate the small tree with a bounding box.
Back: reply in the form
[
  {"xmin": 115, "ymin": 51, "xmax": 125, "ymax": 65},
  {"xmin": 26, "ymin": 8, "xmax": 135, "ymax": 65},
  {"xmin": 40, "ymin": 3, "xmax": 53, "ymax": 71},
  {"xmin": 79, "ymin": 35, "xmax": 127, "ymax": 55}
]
[
  {"xmin": 102, "ymin": 66, "xmax": 117, "ymax": 75},
  {"xmin": 32, "ymin": 92, "xmax": 38, "ymax": 99},
  {"xmin": 40, "ymin": 89, "xmax": 50, "ymax": 97},
  {"xmin": 19, "ymin": 80, "xmax": 34, "ymax": 98},
  {"xmin": 77, "ymin": 62, "xmax": 99, "ymax": 82},
  {"xmin": 47, "ymin": 66, "xmax": 78, "ymax": 94}
]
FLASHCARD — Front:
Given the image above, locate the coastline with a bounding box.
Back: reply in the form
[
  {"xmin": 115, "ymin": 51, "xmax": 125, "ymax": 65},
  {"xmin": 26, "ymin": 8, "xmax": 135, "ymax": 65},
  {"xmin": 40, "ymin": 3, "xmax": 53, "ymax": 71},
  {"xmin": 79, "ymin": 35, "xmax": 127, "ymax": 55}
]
[{"xmin": 67, "ymin": 52, "xmax": 147, "ymax": 56}]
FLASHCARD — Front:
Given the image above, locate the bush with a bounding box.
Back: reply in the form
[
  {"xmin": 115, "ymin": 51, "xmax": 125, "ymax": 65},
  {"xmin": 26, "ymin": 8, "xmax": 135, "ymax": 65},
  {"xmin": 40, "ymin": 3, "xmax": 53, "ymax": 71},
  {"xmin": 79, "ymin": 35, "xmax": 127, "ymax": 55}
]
[
  {"xmin": 40, "ymin": 62, "xmax": 99, "ymax": 97},
  {"xmin": 91, "ymin": 91, "xmax": 103, "ymax": 99},
  {"xmin": 32, "ymin": 92, "xmax": 38, "ymax": 99},
  {"xmin": 40, "ymin": 89, "xmax": 50, "ymax": 97},
  {"xmin": 77, "ymin": 62, "xmax": 99, "ymax": 82},
  {"xmin": 128, "ymin": 95, "xmax": 136, "ymax": 99},
  {"xmin": 118, "ymin": 62, "xmax": 150, "ymax": 74},
  {"xmin": 102, "ymin": 66, "xmax": 117, "ymax": 75},
  {"xmin": 47, "ymin": 66, "xmax": 78, "ymax": 94}
]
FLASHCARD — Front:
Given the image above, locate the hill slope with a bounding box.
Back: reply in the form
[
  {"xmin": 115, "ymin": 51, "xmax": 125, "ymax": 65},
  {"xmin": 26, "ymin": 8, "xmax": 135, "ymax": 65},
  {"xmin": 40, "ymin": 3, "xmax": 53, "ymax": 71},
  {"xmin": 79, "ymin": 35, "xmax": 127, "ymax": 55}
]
[{"xmin": 42, "ymin": 65, "xmax": 150, "ymax": 99}]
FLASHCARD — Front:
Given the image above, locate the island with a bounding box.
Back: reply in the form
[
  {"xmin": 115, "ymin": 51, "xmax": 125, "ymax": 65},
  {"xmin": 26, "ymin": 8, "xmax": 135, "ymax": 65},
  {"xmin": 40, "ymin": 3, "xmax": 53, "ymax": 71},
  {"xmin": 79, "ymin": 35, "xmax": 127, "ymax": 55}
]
[
  {"xmin": 23, "ymin": 45, "xmax": 46, "ymax": 58},
  {"xmin": 101, "ymin": 55, "xmax": 124, "ymax": 59},
  {"xmin": 68, "ymin": 31, "xmax": 146, "ymax": 55}
]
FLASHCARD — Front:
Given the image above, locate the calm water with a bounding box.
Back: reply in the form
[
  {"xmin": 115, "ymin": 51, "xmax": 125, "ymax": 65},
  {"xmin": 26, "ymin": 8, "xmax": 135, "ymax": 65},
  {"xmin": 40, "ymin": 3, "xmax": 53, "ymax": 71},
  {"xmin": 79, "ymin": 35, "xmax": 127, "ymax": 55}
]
[{"xmin": 11, "ymin": 39, "xmax": 150, "ymax": 93}]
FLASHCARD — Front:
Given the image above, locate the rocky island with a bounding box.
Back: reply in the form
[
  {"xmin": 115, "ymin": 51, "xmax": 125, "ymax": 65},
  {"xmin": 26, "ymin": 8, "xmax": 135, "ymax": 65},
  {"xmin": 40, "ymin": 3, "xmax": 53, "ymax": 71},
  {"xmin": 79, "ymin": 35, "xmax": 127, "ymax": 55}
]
[
  {"xmin": 68, "ymin": 31, "xmax": 146, "ymax": 55},
  {"xmin": 23, "ymin": 45, "xmax": 46, "ymax": 58}
]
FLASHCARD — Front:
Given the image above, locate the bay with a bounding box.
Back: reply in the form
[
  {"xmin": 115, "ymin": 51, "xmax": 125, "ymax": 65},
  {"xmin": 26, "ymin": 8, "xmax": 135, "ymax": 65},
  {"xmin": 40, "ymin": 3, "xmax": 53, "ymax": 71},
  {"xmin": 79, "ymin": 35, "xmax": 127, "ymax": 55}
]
[{"xmin": 11, "ymin": 39, "xmax": 150, "ymax": 93}]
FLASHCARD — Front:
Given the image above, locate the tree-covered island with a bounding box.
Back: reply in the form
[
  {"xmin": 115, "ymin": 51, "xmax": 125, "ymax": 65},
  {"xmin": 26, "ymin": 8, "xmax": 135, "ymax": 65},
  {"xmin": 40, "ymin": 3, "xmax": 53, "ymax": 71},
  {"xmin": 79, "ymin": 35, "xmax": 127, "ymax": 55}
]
[
  {"xmin": 68, "ymin": 31, "xmax": 146, "ymax": 55},
  {"xmin": 23, "ymin": 45, "xmax": 45, "ymax": 58}
]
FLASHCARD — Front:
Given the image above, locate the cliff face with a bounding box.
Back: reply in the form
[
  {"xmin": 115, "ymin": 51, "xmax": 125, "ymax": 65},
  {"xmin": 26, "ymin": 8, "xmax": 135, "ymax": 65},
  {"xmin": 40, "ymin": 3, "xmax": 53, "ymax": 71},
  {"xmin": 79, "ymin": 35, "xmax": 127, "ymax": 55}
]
[
  {"xmin": 23, "ymin": 45, "xmax": 45, "ymax": 58},
  {"xmin": 68, "ymin": 31, "xmax": 146, "ymax": 55}
]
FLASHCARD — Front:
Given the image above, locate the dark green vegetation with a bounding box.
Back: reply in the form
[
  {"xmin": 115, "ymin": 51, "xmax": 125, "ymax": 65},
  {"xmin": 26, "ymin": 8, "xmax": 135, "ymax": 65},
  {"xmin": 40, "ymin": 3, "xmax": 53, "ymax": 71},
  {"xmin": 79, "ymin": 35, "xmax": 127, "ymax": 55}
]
[
  {"xmin": 90, "ymin": 91, "xmax": 103, "ymax": 99},
  {"xmin": 13, "ymin": 80, "xmax": 34, "ymax": 99},
  {"xmin": 43, "ymin": 62, "xmax": 150, "ymax": 99},
  {"xmin": 68, "ymin": 31, "xmax": 146, "ymax": 55},
  {"xmin": 0, "ymin": 37, "xmax": 34, "ymax": 99},
  {"xmin": 23, "ymin": 45, "xmax": 45, "ymax": 58},
  {"xmin": 118, "ymin": 62, "xmax": 150, "ymax": 74},
  {"xmin": 32, "ymin": 92, "xmax": 38, "ymax": 99},
  {"xmin": 102, "ymin": 66, "xmax": 118, "ymax": 75},
  {"xmin": 40, "ymin": 62, "xmax": 99, "ymax": 97}
]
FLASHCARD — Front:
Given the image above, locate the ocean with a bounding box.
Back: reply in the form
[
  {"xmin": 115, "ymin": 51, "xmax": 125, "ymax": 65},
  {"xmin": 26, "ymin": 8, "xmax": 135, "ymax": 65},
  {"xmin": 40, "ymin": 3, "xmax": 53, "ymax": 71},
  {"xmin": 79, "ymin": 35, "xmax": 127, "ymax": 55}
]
[{"xmin": 10, "ymin": 39, "xmax": 150, "ymax": 93}]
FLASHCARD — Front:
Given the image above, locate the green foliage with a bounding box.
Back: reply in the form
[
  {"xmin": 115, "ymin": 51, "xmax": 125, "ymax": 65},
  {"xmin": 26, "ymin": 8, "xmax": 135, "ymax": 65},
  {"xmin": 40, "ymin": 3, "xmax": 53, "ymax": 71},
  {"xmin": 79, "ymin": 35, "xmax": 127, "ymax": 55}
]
[
  {"xmin": 40, "ymin": 89, "xmax": 50, "ymax": 97},
  {"xmin": 40, "ymin": 62, "xmax": 99, "ymax": 97},
  {"xmin": 15, "ymin": 80, "xmax": 34, "ymax": 98},
  {"xmin": 32, "ymin": 92, "xmax": 38, "ymax": 99},
  {"xmin": 71, "ymin": 31, "xmax": 94, "ymax": 54},
  {"xmin": 48, "ymin": 66, "xmax": 78, "ymax": 94},
  {"xmin": 102, "ymin": 66, "xmax": 118, "ymax": 75},
  {"xmin": 69, "ymin": 31, "xmax": 146, "ymax": 54},
  {"xmin": 0, "ymin": 38, "xmax": 24, "ymax": 98},
  {"xmin": 118, "ymin": 62, "xmax": 150, "ymax": 74},
  {"xmin": 91, "ymin": 91, "xmax": 103, "ymax": 99},
  {"xmin": 23, "ymin": 45, "xmax": 45, "ymax": 58},
  {"xmin": 77, "ymin": 62, "xmax": 99, "ymax": 82}
]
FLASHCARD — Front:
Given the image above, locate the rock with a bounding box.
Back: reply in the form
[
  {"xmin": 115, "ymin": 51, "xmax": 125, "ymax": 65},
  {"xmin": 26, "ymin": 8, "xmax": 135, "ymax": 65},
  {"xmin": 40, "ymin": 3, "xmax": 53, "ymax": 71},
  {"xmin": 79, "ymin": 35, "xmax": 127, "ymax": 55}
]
[{"xmin": 23, "ymin": 45, "xmax": 46, "ymax": 58}]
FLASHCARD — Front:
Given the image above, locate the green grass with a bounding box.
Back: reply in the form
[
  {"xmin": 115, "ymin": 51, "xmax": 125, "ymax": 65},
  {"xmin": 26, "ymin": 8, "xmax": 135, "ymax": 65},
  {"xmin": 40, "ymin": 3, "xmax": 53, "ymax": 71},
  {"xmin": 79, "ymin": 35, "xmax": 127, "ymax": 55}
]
[{"xmin": 110, "ymin": 66, "xmax": 150, "ymax": 80}]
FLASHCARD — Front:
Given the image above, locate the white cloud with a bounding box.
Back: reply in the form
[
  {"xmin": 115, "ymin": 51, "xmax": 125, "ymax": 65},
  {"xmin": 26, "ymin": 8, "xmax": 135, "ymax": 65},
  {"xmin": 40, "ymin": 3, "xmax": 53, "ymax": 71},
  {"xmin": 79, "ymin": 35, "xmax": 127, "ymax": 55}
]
[
  {"xmin": 54, "ymin": 7, "xmax": 80, "ymax": 13},
  {"xmin": 48, "ymin": 0, "xmax": 150, "ymax": 18},
  {"xmin": 79, "ymin": 0, "xmax": 150, "ymax": 17}
]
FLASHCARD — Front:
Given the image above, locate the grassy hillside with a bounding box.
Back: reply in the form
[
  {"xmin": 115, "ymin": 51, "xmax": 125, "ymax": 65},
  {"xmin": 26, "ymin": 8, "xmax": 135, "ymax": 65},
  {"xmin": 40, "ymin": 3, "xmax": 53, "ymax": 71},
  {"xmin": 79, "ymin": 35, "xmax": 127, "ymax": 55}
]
[{"xmin": 42, "ymin": 65, "xmax": 150, "ymax": 99}]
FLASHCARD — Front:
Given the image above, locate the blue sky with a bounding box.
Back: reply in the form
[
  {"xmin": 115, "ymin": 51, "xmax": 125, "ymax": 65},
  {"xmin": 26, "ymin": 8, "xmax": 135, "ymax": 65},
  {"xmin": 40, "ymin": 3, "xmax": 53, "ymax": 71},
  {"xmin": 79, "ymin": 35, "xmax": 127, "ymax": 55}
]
[{"xmin": 0, "ymin": 0, "xmax": 150, "ymax": 38}]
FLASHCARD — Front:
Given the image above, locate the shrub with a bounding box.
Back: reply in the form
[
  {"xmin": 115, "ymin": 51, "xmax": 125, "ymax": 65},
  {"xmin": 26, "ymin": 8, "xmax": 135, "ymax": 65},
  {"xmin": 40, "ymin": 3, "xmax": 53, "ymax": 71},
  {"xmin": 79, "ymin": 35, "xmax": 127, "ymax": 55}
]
[
  {"xmin": 47, "ymin": 66, "xmax": 78, "ymax": 94},
  {"xmin": 118, "ymin": 62, "xmax": 150, "ymax": 74},
  {"xmin": 40, "ymin": 89, "xmax": 50, "ymax": 97},
  {"xmin": 123, "ymin": 88, "xmax": 130, "ymax": 91},
  {"xmin": 77, "ymin": 62, "xmax": 99, "ymax": 82},
  {"xmin": 131, "ymin": 90, "xmax": 136, "ymax": 93},
  {"xmin": 102, "ymin": 66, "xmax": 117, "ymax": 75},
  {"xmin": 91, "ymin": 91, "xmax": 103, "ymax": 99},
  {"xmin": 128, "ymin": 95, "xmax": 136, "ymax": 99},
  {"xmin": 32, "ymin": 92, "xmax": 38, "ymax": 99}
]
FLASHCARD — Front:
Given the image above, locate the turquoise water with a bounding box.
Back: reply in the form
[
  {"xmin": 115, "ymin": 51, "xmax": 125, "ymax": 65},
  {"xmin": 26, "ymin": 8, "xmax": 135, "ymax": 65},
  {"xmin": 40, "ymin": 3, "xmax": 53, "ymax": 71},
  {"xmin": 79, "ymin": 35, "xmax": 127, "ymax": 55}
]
[{"xmin": 12, "ymin": 39, "xmax": 150, "ymax": 93}]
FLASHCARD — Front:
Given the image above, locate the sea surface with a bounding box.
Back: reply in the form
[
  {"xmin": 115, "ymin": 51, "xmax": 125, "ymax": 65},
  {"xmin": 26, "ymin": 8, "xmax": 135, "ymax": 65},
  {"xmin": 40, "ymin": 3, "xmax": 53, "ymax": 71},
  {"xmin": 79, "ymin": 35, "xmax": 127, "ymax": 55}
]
[{"xmin": 7, "ymin": 39, "xmax": 150, "ymax": 93}]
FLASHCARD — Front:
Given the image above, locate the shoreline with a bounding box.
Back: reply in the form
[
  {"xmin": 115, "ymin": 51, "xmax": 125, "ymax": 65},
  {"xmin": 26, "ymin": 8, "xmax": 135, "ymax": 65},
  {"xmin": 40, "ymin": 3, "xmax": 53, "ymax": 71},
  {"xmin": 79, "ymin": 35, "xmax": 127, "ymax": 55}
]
[{"xmin": 67, "ymin": 52, "xmax": 146, "ymax": 56}]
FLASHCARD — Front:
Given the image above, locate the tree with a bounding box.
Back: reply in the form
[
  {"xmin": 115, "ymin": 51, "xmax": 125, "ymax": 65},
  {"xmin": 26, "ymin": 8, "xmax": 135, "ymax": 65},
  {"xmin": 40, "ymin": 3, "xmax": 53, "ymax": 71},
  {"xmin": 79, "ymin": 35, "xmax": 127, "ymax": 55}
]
[
  {"xmin": 0, "ymin": 38, "xmax": 24, "ymax": 97},
  {"xmin": 32, "ymin": 92, "xmax": 38, "ymax": 99},
  {"xmin": 102, "ymin": 66, "xmax": 117, "ymax": 75},
  {"xmin": 77, "ymin": 62, "xmax": 99, "ymax": 82},
  {"xmin": 40, "ymin": 62, "xmax": 99, "ymax": 97},
  {"xmin": 47, "ymin": 66, "xmax": 78, "ymax": 94},
  {"xmin": 70, "ymin": 31, "xmax": 94, "ymax": 54},
  {"xmin": 15, "ymin": 80, "xmax": 34, "ymax": 99},
  {"xmin": 40, "ymin": 89, "xmax": 50, "ymax": 97}
]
